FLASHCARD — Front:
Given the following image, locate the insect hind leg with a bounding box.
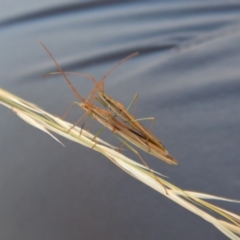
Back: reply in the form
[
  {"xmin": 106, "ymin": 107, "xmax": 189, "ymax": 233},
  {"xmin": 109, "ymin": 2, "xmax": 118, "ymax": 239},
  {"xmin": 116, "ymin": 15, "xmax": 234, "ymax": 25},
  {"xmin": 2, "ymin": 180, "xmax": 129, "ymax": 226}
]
[
  {"xmin": 116, "ymin": 135, "xmax": 168, "ymax": 194},
  {"xmin": 126, "ymin": 94, "xmax": 156, "ymax": 152}
]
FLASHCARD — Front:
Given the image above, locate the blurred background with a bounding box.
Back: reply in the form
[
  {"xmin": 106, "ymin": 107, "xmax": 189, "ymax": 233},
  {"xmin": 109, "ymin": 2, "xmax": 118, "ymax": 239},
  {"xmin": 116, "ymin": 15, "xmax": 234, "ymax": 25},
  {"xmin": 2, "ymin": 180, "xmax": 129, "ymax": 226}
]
[{"xmin": 0, "ymin": 1, "xmax": 240, "ymax": 239}]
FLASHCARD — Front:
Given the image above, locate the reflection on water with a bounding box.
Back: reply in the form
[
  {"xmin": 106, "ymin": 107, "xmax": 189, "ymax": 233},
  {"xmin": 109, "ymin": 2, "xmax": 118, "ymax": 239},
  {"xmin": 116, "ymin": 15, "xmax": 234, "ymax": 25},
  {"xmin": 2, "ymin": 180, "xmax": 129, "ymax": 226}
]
[{"xmin": 0, "ymin": 1, "xmax": 240, "ymax": 239}]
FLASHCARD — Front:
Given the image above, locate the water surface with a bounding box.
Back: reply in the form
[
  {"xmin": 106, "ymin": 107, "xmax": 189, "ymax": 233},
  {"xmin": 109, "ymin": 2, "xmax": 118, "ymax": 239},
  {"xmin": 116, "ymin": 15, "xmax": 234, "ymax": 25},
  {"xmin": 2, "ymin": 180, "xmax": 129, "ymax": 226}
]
[{"xmin": 0, "ymin": 1, "xmax": 240, "ymax": 239}]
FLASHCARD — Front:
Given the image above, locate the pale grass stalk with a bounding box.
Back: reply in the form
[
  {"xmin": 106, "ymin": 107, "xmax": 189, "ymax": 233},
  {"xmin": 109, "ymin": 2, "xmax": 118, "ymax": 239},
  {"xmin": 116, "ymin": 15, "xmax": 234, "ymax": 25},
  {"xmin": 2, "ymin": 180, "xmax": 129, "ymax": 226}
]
[{"xmin": 0, "ymin": 87, "xmax": 239, "ymax": 239}]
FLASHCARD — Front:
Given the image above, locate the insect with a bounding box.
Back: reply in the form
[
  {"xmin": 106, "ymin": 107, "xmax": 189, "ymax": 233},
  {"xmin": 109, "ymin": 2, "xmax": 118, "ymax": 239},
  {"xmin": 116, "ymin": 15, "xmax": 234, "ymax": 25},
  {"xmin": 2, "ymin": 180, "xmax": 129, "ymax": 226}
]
[
  {"xmin": 97, "ymin": 92, "xmax": 177, "ymax": 164},
  {"xmin": 44, "ymin": 51, "xmax": 177, "ymax": 165},
  {"xmin": 40, "ymin": 41, "xmax": 169, "ymax": 193}
]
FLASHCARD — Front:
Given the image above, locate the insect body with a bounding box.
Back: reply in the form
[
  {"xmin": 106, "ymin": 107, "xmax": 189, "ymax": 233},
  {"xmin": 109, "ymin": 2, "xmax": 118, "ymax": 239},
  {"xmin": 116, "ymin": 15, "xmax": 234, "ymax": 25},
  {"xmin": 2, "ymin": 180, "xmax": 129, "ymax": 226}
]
[{"xmin": 97, "ymin": 91, "xmax": 177, "ymax": 165}]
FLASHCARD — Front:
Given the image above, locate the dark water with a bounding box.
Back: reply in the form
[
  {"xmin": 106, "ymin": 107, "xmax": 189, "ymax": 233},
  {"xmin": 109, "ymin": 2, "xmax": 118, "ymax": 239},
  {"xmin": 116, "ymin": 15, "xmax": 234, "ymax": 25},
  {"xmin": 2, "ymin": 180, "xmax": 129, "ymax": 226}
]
[{"xmin": 0, "ymin": 1, "xmax": 240, "ymax": 239}]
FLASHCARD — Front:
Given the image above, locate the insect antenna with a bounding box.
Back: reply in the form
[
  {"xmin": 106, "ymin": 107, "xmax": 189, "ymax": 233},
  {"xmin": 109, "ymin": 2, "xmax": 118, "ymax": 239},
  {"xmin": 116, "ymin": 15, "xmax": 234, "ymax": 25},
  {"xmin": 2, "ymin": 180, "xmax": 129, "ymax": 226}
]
[{"xmin": 85, "ymin": 51, "xmax": 139, "ymax": 102}]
